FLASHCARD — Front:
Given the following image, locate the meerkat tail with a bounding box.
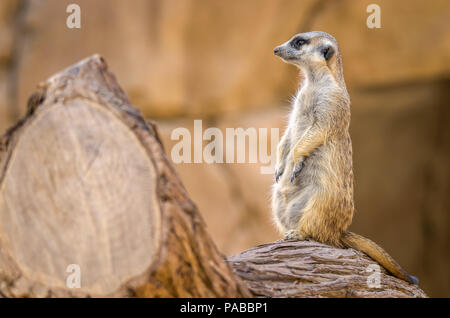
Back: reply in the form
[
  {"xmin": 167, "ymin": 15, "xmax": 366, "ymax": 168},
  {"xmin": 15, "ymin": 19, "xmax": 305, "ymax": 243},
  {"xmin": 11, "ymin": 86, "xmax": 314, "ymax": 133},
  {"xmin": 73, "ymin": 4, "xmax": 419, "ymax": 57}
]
[{"xmin": 341, "ymin": 231, "xmax": 419, "ymax": 285}]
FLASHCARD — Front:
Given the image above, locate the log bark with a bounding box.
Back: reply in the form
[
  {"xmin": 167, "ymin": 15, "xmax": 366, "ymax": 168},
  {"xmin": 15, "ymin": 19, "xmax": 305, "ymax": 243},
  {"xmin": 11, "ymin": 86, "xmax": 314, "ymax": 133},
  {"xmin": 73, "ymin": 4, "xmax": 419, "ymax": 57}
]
[
  {"xmin": 0, "ymin": 55, "xmax": 250, "ymax": 297},
  {"xmin": 0, "ymin": 55, "xmax": 427, "ymax": 298},
  {"xmin": 227, "ymin": 240, "xmax": 427, "ymax": 298}
]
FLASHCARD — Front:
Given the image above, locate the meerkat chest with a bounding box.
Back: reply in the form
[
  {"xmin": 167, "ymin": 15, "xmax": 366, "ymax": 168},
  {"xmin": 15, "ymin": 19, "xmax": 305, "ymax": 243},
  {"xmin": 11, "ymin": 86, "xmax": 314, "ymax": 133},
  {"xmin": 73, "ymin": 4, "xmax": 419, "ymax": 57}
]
[{"xmin": 289, "ymin": 90, "xmax": 316, "ymax": 138}]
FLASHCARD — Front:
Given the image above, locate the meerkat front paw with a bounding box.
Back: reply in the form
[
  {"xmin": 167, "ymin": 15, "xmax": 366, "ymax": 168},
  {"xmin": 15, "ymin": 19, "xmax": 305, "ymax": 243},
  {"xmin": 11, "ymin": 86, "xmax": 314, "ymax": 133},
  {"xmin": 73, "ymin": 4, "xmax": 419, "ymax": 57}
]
[
  {"xmin": 284, "ymin": 230, "xmax": 304, "ymax": 240},
  {"xmin": 290, "ymin": 159, "xmax": 305, "ymax": 183}
]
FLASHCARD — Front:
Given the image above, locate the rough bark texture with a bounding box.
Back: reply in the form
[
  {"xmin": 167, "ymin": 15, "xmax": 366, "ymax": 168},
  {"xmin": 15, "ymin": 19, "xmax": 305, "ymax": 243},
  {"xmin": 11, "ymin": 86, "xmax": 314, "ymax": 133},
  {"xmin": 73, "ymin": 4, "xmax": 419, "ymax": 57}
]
[
  {"xmin": 0, "ymin": 55, "xmax": 250, "ymax": 297},
  {"xmin": 228, "ymin": 240, "xmax": 427, "ymax": 298}
]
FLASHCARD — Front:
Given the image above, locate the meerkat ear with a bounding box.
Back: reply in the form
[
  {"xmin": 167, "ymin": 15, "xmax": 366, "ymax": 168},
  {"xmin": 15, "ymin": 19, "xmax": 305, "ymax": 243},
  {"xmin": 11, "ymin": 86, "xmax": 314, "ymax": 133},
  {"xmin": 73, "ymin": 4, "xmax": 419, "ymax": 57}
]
[{"xmin": 322, "ymin": 46, "xmax": 335, "ymax": 61}]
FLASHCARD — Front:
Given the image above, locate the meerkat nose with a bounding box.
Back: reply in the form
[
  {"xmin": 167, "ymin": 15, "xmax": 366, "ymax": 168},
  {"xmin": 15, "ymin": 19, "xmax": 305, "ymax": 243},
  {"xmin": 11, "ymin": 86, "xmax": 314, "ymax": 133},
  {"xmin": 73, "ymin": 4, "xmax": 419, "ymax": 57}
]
[{"xmin": 274, "ymin": 46, "xmax": 281, "ymax": 56}]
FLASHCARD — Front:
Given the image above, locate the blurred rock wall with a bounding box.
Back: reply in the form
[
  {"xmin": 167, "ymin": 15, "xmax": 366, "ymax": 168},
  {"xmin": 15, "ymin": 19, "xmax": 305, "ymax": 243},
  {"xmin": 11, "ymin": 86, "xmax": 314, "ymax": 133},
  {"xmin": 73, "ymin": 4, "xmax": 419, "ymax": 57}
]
[{"xmin": 0, "ymin": 0, "xmax": 449, "ymax": 296}]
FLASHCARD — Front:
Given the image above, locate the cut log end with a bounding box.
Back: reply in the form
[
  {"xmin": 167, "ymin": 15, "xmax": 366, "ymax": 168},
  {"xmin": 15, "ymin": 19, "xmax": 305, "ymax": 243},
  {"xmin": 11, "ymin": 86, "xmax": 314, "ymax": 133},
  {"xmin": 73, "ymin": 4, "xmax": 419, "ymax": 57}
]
[{"xmin": 1, "ymin": 99, "xmax": 162, "ymax": 295}]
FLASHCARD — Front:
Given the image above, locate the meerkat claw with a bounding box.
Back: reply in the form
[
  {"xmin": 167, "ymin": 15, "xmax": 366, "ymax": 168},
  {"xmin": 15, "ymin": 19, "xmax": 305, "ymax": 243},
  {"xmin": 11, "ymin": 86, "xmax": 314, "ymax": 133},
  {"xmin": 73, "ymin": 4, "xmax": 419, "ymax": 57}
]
[
  {"xmin": 290, "ymin": 161, "xmax": 304, "ymax": 183},
  {"xmin": 284, "ymin": 230, "xmax": 302, "ymax": 240},
  {"xmin": 275, "ymin": 170, "xmax": 281, "ymax": 182},
  {"xmin": 275, "ymin": 167, "xmax": 284, "ymax": 182}
]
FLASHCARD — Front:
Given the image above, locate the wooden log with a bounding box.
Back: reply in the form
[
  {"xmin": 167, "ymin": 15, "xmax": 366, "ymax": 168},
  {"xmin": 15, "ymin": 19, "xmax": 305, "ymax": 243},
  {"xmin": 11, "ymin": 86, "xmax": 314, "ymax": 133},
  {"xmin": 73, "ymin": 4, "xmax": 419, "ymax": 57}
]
[
  {"xmin": 227, "ymin": 240, "xmax": 427, "ymax": 298},
  {"xmin": 0, "ymin": 55, "xmax": 250, "ymax": 297}
]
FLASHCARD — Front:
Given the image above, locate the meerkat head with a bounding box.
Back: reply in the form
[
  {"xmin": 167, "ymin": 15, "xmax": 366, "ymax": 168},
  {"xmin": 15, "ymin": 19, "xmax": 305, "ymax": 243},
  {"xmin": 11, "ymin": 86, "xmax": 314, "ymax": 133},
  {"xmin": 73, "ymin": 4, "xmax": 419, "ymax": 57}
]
[{"xmin": 273, "ymin": 31, "xmax": 341, "ymax": 73}]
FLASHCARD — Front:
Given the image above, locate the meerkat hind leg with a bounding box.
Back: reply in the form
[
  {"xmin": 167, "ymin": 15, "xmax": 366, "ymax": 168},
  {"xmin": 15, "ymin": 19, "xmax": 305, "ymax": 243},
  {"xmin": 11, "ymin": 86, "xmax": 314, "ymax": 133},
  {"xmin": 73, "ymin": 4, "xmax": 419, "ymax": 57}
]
[{"xmin": 282, "ymin": 187, "xmax": 315, "ymax": 240}]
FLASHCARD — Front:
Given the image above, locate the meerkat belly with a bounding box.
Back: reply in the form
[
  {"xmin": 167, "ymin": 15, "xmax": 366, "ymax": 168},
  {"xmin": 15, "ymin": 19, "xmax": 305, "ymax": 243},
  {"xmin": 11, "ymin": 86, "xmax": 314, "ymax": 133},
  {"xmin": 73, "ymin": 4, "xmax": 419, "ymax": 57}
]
[
  {"xmin": 275, "ymin": 140, "xmax": 353, "ymax": 235},
  {"xmin": 272, "ymin": 145, "xmax": 324, "ymax": 231}
]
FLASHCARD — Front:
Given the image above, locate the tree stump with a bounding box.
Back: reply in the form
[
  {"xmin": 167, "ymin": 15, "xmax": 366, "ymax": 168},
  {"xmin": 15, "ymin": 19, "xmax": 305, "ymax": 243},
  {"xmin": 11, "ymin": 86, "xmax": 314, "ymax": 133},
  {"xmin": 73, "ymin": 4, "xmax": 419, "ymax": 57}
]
[{"xmin": 0, "ymin": 55, "xmax": 427, "ymax": 298}]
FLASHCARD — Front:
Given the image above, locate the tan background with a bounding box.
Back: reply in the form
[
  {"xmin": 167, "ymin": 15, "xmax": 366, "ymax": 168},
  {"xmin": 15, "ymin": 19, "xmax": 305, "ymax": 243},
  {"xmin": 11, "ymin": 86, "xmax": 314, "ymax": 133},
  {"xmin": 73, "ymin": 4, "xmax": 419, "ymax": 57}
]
[{"xmin": 0, "ymin": 0, "xmax": 449, "ymax": 297}]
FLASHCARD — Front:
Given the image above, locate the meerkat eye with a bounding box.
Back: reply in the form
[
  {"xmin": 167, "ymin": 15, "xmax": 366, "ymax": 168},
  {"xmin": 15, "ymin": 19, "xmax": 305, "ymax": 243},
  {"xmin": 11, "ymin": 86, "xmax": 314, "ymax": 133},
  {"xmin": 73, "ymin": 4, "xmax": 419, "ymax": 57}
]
[{"xmin": 291, "ymin": 38, "xmax": 306, "ymax": 50}]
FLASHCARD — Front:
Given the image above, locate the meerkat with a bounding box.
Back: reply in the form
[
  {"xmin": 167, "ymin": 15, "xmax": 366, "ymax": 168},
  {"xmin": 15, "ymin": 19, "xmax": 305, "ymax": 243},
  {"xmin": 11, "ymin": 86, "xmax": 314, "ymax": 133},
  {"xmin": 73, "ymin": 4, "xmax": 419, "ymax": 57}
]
[{"xmin": 272, "ymin": 31, "xmax": 418, "ymax": 285}]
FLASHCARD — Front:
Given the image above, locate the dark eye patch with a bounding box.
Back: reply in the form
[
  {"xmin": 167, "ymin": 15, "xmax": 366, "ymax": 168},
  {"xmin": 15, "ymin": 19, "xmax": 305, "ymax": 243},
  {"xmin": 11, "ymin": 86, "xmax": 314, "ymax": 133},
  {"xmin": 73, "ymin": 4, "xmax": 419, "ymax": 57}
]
[
  {"xmin": 290, "ymin": 37, "xmax": 307, "ymax": 50},
  {"xmin": 321, "ymin": 45, "xmax": 335, "ymax": 61}
]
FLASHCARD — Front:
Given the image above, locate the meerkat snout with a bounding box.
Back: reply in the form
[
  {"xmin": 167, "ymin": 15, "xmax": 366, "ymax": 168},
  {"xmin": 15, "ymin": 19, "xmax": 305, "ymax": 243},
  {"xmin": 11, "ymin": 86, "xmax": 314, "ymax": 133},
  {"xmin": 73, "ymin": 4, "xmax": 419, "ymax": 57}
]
[
  {"xmin": 273, "ymin": 46, "xmax": 281, "ymax": 56},
  {"xmin": 272, "ymin": 41, "xmax": 298, "ymax": 62}
]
